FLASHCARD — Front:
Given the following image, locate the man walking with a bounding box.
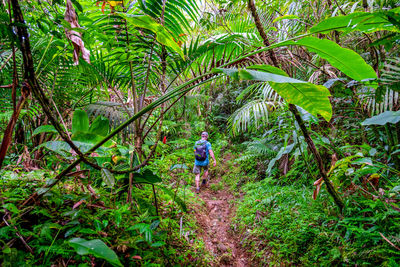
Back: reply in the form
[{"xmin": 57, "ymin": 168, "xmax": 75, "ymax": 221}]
[{"xmin": 193, "ymin": 131, "xmax": 216, "ymax": 193}]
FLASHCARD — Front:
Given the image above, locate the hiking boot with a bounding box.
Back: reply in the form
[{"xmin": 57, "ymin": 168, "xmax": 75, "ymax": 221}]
[
  {"xmin": 202, "ymin": 179, "xmax": 207, "ymax": 186},
  {"xmin": 196, "ymin": 188, "xmax": 200, "ymax": 194}
]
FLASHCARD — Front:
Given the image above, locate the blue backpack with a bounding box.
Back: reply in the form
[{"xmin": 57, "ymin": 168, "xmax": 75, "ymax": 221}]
[{"xmin": 194, "ymin": 141, "xmax": 207, "ymax": 161}]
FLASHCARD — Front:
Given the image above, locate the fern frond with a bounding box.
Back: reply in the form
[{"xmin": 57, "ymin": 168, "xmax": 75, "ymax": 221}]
[{"xmin": 86, "ymin": 101, "xmax": 135, "ymax": 133}]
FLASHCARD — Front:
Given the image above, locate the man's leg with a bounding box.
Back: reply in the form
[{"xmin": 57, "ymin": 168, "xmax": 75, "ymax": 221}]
[
  {"xmin": 193, "ymin": 165, "xmax": 201, "ymax": 193},
  {"xmin": 195, "ymin": 173, "xmax": 200, "ymax": 191},
  {"xmin": 202, "ymin": 166, "xmax": 209, "ymax": 185}
]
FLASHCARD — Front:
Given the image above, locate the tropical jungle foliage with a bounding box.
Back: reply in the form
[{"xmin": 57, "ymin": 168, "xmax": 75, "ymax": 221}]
[{"xmin": 1, "ymin": 0, "xmax": 400, "ymax": 266}]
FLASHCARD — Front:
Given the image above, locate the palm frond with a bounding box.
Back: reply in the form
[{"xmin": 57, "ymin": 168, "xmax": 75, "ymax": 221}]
[
  {"xmin": 139, "ymin": 0, "xmax": 199, "ymax": 38},
  {"xmin": 228, "ymin": 98, "xmax": 280, "ymax": 134},
  {"xmin": 381, "ymin": 57, "xmax": 400, "ymax": 91}
]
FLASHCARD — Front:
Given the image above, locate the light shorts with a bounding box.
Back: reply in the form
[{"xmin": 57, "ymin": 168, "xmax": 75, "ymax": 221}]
[{"xmin": 193, "ymin": 164, "xmax": 208, "ymax": 174}]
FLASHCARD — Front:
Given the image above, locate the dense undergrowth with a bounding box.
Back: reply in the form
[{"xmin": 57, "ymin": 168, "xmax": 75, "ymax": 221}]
[
  {"xmin": 2, "ymin": 0, "xmax": 400, "ymax": 266},
  {"xmin": 231, "ymin": 146, "xmax": 400, "ymax": 266},
  {"xmin": 235, "ymin": 179, "xmax": 400, "ymax": 265},
  {"xmin": 0, "ymin": 171, "xmax": 202, "ymax": 266},
  {"xmin": 0, "ymin": 122, "xmax": 229, "ymax": 265}
]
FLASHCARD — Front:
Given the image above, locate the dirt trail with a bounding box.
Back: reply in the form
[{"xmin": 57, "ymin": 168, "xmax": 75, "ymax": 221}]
[{"xmin": 194, "ymin": 177, "xmax": 249, "ymax": 266}]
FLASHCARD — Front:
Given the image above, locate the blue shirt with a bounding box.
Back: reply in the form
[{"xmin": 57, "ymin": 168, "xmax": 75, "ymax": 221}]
[{"xmin": 194, "ymin": 140, "xmax": 212, "ymax": 166}]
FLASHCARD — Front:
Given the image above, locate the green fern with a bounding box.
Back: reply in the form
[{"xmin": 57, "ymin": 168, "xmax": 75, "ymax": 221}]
[{"xmin": 86, "ymin": 101, "xmax": 135, "ymax": 133}]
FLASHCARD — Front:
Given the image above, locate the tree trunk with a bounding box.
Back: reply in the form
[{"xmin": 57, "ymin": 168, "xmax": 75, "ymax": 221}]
[
  {"xmin": 248, "ymin": 0, "xmax": 344, "ymax": 212},
  {"xmin": 247, "ymin": 0, "xmax": 279, "ymax": 67}
]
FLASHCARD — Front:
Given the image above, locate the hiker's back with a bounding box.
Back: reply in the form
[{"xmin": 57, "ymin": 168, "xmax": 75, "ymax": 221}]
[{"xmin": 194, "ymin": 140, "xmax": 211, "ymax": 166}]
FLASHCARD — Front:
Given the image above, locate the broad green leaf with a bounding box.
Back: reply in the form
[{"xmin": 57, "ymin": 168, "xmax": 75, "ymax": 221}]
[
  {"xmin": 89, "ymin": 116, "xmax": 109, "ymax": 137},
  {"xmin": 361, "ymin": 110, "xmax": 400, "ymax": 126},
  {"xmin": 68, "ymin": 238, "xmax": 123, "ymax": 267},
  {"xmin": 32, "ymin": 125, "xmax": 58, "ymax": 136},
  {"xmin": 218, "ymin": 68, "xmax": 305, "ymax": 84},
  {"xmin": 38, "ymin": 141, "xmax": 72, "ymax": 159},
  {"xmin": 122, "ymin": 14, "xmax": 184, "ymax": 58},
  {"xmin": 72, "ymin": 132, "xmax": 113, "ymax": 147},
  {"xmin": 101, "ymin": 168, "xmax": 115, "ymax": 187},
  {"xmin": 70, "ymin": 0, "xmax": 83, "ymax": 12},
  {"xmin": 134, "ymin": 169, "xmax": 162, "ymax": 184},
  {"xmin": 2, "ymin": 203, "xmax": 19, "ymax": 214},
  {"xmin": 217, "ymin": 68, "xmax": 332, "ymax": 121},
  {"xmin": 271, "ymin": 82, "xmax": 332, "ymax": 121},
  {"xmin": 72, "ymin": 109, "xmax": 89, "ymax": 135},
  {"xmin": 284, "ymin": 37, "xmax": 377, "ymax": 82},
  {"xmin": 247, "ymin": 65, "xmax": 289, "ymax": 77},
  {"xmin": 310, "ymin": 12, "xmax": 400, "ymax": 34}
]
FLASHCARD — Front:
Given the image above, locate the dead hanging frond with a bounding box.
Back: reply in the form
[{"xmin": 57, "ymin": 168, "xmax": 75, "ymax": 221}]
[{"xmin": 64, "ymin": 0, "xmax": 90, "ymax": 65}]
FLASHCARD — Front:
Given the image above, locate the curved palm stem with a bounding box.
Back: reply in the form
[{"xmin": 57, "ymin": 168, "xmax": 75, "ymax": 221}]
[{"xmin": 13, "ymin": 0, "xmax": 366, "ymax": 209}]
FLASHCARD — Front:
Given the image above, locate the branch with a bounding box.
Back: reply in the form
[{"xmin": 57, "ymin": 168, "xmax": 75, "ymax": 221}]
[{"xmin": 10, "ymin": 0, "xmax": 103, "ymax": 172}]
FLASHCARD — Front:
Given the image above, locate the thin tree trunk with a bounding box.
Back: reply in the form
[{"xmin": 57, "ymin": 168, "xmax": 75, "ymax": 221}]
[
  {"xmin": 289, "ymin": 105, "xmax": 344, "ymax": 211},
  {"xmin": 0, "ymin": 84, "xmax": 30, "ymax": 169},
  {"xmin": 247, "ymin": 0, "xmax": 279, "ymax": 67},
  {"xmin": 248, "ymin": 0, "xmax": 344, "ymax": 212},
  {"xmin": 0, "ymin": 3, "xmax": 22, "ymax": 169}
]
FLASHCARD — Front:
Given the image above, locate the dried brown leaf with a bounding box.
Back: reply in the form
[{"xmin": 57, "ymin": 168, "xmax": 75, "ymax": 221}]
[
  {"xmin": 313, "ymin": 177, "xmax": 324, "ymax": 200},
  {"xmin": 65, "ymin": 0, "xmax": 90, "ymax": 65},
  {"xmin": 72, "ymin": 199, "xmax": 85, "ymax": 209}
]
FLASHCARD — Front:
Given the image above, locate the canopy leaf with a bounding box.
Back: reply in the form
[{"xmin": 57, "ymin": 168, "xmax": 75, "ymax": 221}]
[
  {"xmin": 273, "ymin": 15, "xmax": 300, "ymax": 23},
  {"xmin": 216, "ymin": 68, "xmax": 332, "ymax": 121},
  {"xmin": 89, "ymin": 116, "xmax": 109, "ymax": 137},
  {"xmin": 283, "ymin": 37, "xmax": 377, "ymax": 82},
  {"xmin": 310, "ymin": 12, "xmax": 400, "ymax": 34}
]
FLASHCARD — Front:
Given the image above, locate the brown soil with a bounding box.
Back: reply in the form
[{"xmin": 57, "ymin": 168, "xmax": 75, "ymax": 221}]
[{"xmin": 193, "ymin": 177, "xmax": 250, "ymax": 266}]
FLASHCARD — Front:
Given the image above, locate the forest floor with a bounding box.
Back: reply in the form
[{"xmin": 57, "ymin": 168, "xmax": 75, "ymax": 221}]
[{"xmin": 193, "ymin": 174, "xmax": 250, "ymax": 266}]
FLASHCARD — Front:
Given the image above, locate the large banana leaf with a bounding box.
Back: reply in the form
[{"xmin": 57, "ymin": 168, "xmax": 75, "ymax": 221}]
[
  {"xmin": 283, "ymin": 37, "xmax": 377, "ymax": 82},
  {"xmin": 310, "ymin": 12, "xmax": 400, "ymax": 34},
  {"xmin": 216, "ymin": 67, "xmax": 332, "ymax": 121}
]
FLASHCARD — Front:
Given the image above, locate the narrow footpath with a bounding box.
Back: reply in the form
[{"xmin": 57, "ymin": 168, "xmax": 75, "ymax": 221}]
[{"xmin": 194, "ymin": 176, "xmax": 249, "ymax": 266}]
